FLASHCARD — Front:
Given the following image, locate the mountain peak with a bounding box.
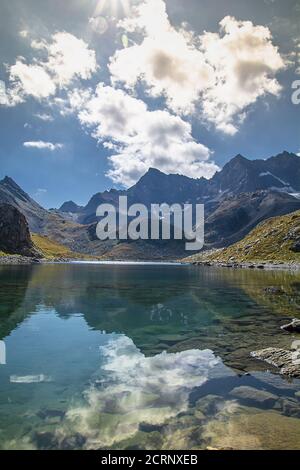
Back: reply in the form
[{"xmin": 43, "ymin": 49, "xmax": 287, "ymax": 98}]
[
  {"xmin": 145, "ymin": 167, "xmax": 165, "ymax": 176},
  {"xmin": 59, "ymin": 200, "xmax": 82, "ymax": 213},
  {"xmin": 232, "ymin": 154, "xmax": 248, "ymax": 163},
  {"xmin": 135, "ymin": 167, "xmax": 166, "ymax": 186},
  {"xmin": 1, "ymin": 176, "xmax": 19, "ymax": 187}
]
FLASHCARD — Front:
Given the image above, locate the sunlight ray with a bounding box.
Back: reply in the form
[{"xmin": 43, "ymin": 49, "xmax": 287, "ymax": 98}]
[{"xmin": 94, "ymin": 0, "xmax": 130, "ymax": 17}]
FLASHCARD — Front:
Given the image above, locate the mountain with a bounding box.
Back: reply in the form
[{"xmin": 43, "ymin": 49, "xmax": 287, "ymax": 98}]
[
  {"xmin": 0, "ymin": 176, "xmax": 48, "ymax": 232},
  {"xmin": 205, "ymin": 190, "xmax": 300, "ymax": 248},
  {"xmin": 209, "ymin": 151, "xmax": 300, "ymax": 195},
  {"xmin": 59, "ymin": 201, "xmax": 83, "ymax": 213},
  {"xmin": 186, "ymin": 209, "xmax": 300, "ymax": 266},
  {"xmin": 75, "ymin": 151, "xmax": 300, "ymax": 225},
  {"xmin": 2, "ymin": 151, "xmax": 300, "ymax": 261}
]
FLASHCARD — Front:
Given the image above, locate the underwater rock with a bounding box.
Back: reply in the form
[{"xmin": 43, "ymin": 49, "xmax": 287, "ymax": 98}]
[
  {"xmin": 37, "ymin": 409, "xmax": 65, "ymax": 422},
  {"xmin": 291, "ymin": 340, "xmax": 300, "ymax": 351},
  {"xmin": 264, "ymin": 287, "xmax": 284, "ymax": 295},
  {"xmin": 251, "ymin": 347, "xmax": 300, "ymax": 378},
  {"xmin": 229, "ymin": 386, "xmax": 278, "ymax": 407},
  {"xmin": 281, "ymin": 319, "xmax": 300, "ymax": 333},
  {"xmin": 59, "ymin": 433, "xmax": 86, "ymax": 450},
  {"xmin": 32, "ymin": 431, "xmax": 58, "ymax": 450},
  {"xmin": 278, "ymin": 398, "xmax": 300, "ymax": 419},
  {"xmin": 194, "ymin": 395, "xmax": 224, "ymax": 417},
  {"xmin": 202, "ymin": 409, "xmax": 300, "ymax": 450}
]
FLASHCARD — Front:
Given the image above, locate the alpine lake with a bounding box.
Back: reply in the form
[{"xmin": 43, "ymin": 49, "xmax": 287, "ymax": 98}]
[{"xmin": 0, "ymin": 262, "xmax": 300, "ymax": 450}]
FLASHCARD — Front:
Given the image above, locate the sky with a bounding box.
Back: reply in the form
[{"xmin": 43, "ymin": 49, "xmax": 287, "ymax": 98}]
[{"xmin": 0, "ymin": 0, "xmax": 299, "ymax": 208}]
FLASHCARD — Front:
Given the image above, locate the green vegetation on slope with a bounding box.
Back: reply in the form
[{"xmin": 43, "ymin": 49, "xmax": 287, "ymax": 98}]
[
  {"xmin": 187, "ymin": 210, "xmax": 300, "ymax": 265},
  {"xmin": 31, "ymin": 234, "xmax": 89, "ymax": 260}
]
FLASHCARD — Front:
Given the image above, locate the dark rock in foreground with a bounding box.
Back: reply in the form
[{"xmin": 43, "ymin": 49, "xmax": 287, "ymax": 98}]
[
  {"xmin": 251, "ymin": 347, "xmax": 300, "ymax": 378},
  {"xmin": 281, "ymin": 319, "xmax": 300, "ymax": 333},
  {"xmin": 0, "ymin": 203, "xmax": 41, "ymax": 258}
]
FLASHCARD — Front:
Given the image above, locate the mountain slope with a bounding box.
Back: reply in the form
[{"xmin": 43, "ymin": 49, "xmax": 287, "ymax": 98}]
[
  {"xmin": 205, "ymin": 190, "xmax": 300, "ymax": 248},
  {"xmin": 187, "ymin": 210, "xmax": 300, "ymax": 265},
  {"xmin": 0, "ymin": 176, "xmax": 49, "ymax": 232}
]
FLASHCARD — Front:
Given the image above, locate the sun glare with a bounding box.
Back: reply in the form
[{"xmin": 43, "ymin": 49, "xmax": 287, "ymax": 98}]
[{"xmin": 94, "ymin": 0, "xmax": 131, "ymax": 17}]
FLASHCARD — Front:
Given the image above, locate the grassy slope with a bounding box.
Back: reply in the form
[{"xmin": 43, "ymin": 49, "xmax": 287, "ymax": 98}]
[
  {"xmin": 186, "ymin": 210, "xmax": 300, "ymax": 265},
  {"xmin": 31, "ymin": 234, "xmax": 91, "ymax": 260}
]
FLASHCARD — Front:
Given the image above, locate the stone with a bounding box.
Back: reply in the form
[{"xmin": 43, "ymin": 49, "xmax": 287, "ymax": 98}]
[
  {"xmin": 251, "ymin": 347, "xmax": 300, "ymax": 378},
  {"xmin": 194, "ymin": 395, "xmax": 224, "ymax": 417},
  {"xmin": 229, "ymin": 386, "xmax": 278, "ymax": 406},
  {"xmin": 32, "ymin": 431, "xmax": 58, "ymax": 450},
  {"xmin": 0, "ymin": 203, "xmax": 41, "ymax": 258},
  {"xmin": 264, "ymin": 287, "xmax": 284, "ymax": 295},
  {"xmin": 281, "ymin": 319, "xmax": 300, "ymax": 333},
  {"xmin": 202, "ymin": 409, "xmax": 300, "ymax": 450},
  {"xmin": 291, "ymin": 340, "xmax": 300, "ymax": 351},
  {"xmin": 290, "ymin": 241, "xmax": 300, "ymax": 253},
  {"xmin": 59, "ymin": 433, "xmax": 86, "ymax": 450},
  {"xmin": 278, "ymin": 398, "xmax": 300, "ymax": 418}
]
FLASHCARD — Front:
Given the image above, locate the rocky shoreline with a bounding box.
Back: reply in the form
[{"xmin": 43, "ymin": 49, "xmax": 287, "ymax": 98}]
[
  {"xmin": 0, "ymin": 255, "xmax": 93, "ymax": 265},
  {"xmin": 192, "ymin": 260, "xmax": 300, "ymax": 271}
]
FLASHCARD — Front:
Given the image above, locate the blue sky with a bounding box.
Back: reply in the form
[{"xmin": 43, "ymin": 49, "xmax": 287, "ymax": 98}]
[{"xmin": 0, "ymin": 0, "xmax": 299, "ymax": 208}]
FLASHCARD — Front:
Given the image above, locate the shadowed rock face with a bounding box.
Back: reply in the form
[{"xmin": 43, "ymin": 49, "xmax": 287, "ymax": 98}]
[{"xmin": 0, "ymin": 203, "xmax": 40, "ymax": 257}]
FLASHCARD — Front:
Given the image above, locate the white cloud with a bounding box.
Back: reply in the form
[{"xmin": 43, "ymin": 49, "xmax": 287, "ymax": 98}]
[
  {"xmin": 43, "ymin": 32, "xmax": 97, "ymax": 87},
  {"xmin": 3, "ymin": 32, "xmax": 97, "ymax": 105},
  {"xmin": 109, "ymin": 0, "xmax": 214, "ymax": 115},
  {"xmin": 109, "ymin": 0, "xmax": 285, "ymax": 133},
  {"xmin": 23, "ymin": 140, "xmax": 64, "ymax": 151},
  {"xmin": 201, "ymin": 16, "xmax": 286, "ymax": 134},
  {"xmin": 62, "ymin": 335, "xmax": 230, "ymax": 449},
  {"xmin": 34, "ymin": 113, "xmax": 54, "ymax": 121},
  {"xmin": 10, "ymin": 62, "xmax": 56, "ymax": 100},
  {"xmin": 19, "ymin": 30, "xmax": 29, "ymax": 38},
  {"xmin": 0, "ymin": 80, "xmax": 8, "ymax": 105},
  {"xmin": 70, "ymin": 84, "xmax": 219, "ymax": 186}
]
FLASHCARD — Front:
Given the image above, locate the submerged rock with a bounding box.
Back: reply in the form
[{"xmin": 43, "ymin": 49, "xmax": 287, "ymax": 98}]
[
  {"xmin": 229, "ymin": 386, "xmax": 278, "ymax": 407},
  {"xmin": 278, "ymin": 398, "xmax": 300, "ymax": 419},
  {"xmin": 290, "ymin": 241, "xmax": 300, "ymax": 253},
  {"xmin": 281, "ymin": 319, "xmax": 300, "ymax": 333},
  {"xmin": 291, "ymin": 340, "xmax": 300, "ymax": 351},
  {"xmin": 202, "ymin": 408, "xmax": 300, "ymax": 450},
  {"xmin": 264, "ymin": 287, "xmax": 284, "ymax": 295},
  {"xmin": 251, "ymin": 347, "xmax": 300, "ymax": 378}
]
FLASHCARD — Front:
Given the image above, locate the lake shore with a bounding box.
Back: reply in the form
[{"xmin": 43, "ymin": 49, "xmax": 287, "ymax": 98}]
[
  {"xmin": 190, "ymin": 260, "xmax": 300, "ymax": 271},
  {"xmin": 1, "ymin": 254, "xmax": 299, "ymax": 270}
]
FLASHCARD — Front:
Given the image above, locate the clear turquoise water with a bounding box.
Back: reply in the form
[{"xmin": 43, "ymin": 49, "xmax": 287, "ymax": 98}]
[{"xmin": 0, "ymin": 263, "xmax": 300, "ymax": 450}]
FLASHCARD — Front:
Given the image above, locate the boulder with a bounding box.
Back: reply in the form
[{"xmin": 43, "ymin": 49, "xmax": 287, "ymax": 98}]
[
  {"xmin": 229, "ymin": 386, "xmax": 278, "ymax": 406},
  {"xmin": 0, "ymin": 203, "xmax": 41, "ymax": 258},
  {"xmin": 251, "ymin": 347, "xmax": 300, "ymax": 378},
  {"xmin": 281, "ymin": 319, "xmax": 300, "ymax": 333},
  {"xmin": 290, "ymin": 241, "xmax": 300, "ymax": 253},
  {"xmin": 264, "ymin": 287, "xmax": 284, "ymax": 295},
  {"xmin": 291, "ymin": 340, "xmax": 300, "ymax": 351},
  {"xmin": 278, "ymin": 398, "xmax": 300, "ymax": 418}
]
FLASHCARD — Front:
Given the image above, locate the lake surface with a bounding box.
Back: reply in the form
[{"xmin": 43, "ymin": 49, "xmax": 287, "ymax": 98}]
[{"xmin": 0, "ymin": 263, "xmax": 300, "ymax": 450}]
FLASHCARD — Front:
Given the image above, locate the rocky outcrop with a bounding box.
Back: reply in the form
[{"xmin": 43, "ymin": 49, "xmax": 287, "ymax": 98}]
[
  {"xmin": 0, "ymin": 203, "xmax": 41, "ymax": 258},
  {"xmin": 250, "ymin": 347, "xmax": 300, "ymax": 378}
]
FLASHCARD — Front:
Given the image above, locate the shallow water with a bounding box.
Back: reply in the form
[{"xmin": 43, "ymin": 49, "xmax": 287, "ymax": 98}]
[{"xmin": 0, "ymin": 263, "xmax": 300, "ymax": 450}]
